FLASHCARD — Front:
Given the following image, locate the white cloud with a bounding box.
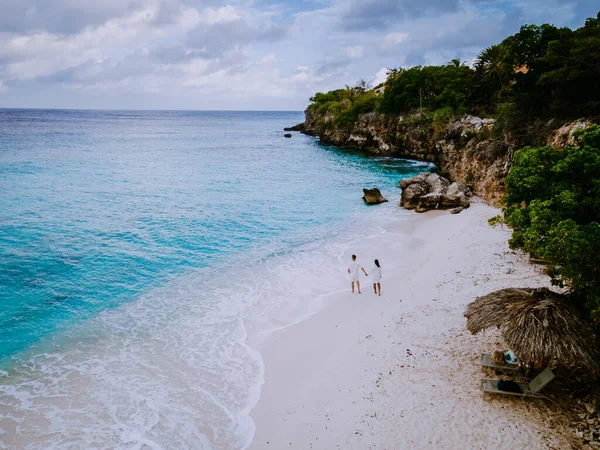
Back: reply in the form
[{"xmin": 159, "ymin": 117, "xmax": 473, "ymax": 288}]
[
  {"xmin": 261, "ymin": 53, "xmax": 276, "ymax": 63},
  {"xmin": 292, "ymin": 66, "xmax": 310, "ymax": 83},
  {"xmin": 0, "ymin": 0, "xmax": 594, "ymax": 110},
  {"xmin": 345, "ymin": 46, "xmax": 364, "ymax": 59},
  {"xmin": 372, "ymin": 67, "xmax": 388, "ymax": 86},
  {"xmin": 382, "ymin": 32, "xmax": 409, "ymax": 49},
  {"xmin": 200, "ymin": 6, "xmax": 241, "ymax": 24}
]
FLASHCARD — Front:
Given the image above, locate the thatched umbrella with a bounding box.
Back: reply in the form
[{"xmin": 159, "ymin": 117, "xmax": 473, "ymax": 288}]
[{"xmin": 465, "ymin": 287, "xmax": 600, "ymax": 374}]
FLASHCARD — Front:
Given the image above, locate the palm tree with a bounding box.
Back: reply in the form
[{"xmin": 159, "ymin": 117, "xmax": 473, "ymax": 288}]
[
  {"xmin": 447, "ymin": 58, "xmax": 467, "ymax": 67},
  {"xmin": 475, "ymin": 44, "xmax": 512, "ymax": 92}
]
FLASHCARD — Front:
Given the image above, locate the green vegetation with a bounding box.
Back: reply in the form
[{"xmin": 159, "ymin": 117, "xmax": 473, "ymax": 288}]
[
  {"xmin": 306, "ymin": 11, "xmax": 600, "ymax": 321},
  {"xmin": 305, "ymin": 11, "xmax": 600, "ymax": 320},
  {"xmin": 308, "ymin": 11, "xmax": 600, "ymax": 134},
  {"xmin": 308, "ymin": 81, "xmax": 377, "ymax": 128},
  {"xmin": 503, "ymin": 125, "xmax": 600, "ymax": 317},
  {"xmin": 488, "ymin": 215, "xmax": 503, "ymax": 227},
  {"xmin": 377, "ymin": 65, "xmax": 473, "ymax": 114}
]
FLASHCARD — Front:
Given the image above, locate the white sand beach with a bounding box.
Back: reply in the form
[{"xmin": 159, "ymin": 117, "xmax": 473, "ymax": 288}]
[{"xmin": 249, "ymin": 201, "xmax": 577, "ymax": 449}]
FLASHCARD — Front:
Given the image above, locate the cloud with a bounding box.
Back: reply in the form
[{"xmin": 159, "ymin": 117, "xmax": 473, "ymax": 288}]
[
  {"xmin": 382, "ymin": 32, "xmax": 409, "ymax": 49},
  {"xmin": 372, "ymin": 67, "xmax": 388, "ymax": 86},
  {"xmin": 0, "ymin": 0, "xmax": 145, "ymax": 35},
  {"xmin": 260, "ymin": 53, "xmax": 276, "ymax": 63},
  {"xmin": 0, "ymin": 0, "xmax": 596, "ymax": 110},
  {"xmin": 315, "ymin": 46, "xmax": 366, "ymax": 77},
  {"xmin": 338, "ymin": 0, "xmax": 464, "ymax": 31},
  {"xmin": 201, "ymin": 5, "xmax": 241, "ymax": 24},
  {"xmin": 345, "ymin": 46, "xmax": 364, "ymax": 59},
  {"xmin": 292, "ymin": 66, "xmax": 310, "ymax": 83},
  {"xmin": 186, "ymin": 7, "xmax": 290, "ymax": 59}
]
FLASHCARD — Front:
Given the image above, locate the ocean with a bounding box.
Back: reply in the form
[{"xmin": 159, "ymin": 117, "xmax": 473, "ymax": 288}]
[{"xmin": 0, "ymin": 109, "xmax": 432, "ymax": 449}]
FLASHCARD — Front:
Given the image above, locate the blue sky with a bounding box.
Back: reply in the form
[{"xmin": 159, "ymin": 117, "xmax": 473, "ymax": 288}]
[{"xmin": 0, "ymin": 0, "xmax": 597, "ymax": 110}]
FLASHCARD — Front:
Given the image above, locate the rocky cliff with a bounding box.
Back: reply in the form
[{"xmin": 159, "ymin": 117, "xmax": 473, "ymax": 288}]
[{"xmin": 297, "ymin": 108, "xmax": 596, "ymax": 205}]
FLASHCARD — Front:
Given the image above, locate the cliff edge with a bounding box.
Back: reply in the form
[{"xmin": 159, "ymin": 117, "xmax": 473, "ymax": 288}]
[{"xmin": 297, "ymin": 108, "xmax": 596, "ymax": 205}]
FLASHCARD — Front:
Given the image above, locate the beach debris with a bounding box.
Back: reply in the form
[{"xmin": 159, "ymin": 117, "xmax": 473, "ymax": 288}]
[
  {"xmin": 399, "ymin": 172, "xmax": 471, "ymax": 213},
  {"xmin": 362, "ymin": 188, "xmax": 388, "ymax": 205}
]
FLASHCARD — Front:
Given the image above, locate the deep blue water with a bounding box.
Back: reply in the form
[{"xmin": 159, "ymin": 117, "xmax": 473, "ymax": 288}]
[{"xmin": 0, "ymin": 109, "xmax": 430, "ymax": 362}]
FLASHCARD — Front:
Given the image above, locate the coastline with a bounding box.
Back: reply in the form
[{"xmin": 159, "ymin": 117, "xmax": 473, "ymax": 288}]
[{"xmin": 248, "ymin": 201, "xmax": 576, "ymax": 449}]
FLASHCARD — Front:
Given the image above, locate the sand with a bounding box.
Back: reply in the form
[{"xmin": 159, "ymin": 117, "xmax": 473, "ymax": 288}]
[{"xmin": 248, "ymin": 201, "xmax": 576, "ymax": 449}]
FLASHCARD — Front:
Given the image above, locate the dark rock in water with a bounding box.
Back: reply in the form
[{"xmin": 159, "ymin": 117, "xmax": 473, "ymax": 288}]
[
  {"xmin": 399, "ymin": 173, "xmax": 471, "ymax": 213},
  {"xmin": 284, "ymin": 123, "xmax": 304, "ymax": 132},
  {"xmin": 284, "ymin": 133, "xmax": 292, "ymax": 138},
  {"xmin": 362, "ymin": 188, "xmax": 388, "ymax": 205},
  {"xmin": 450, "ymin": 206, "xmax": 467, "ymax": 214}
]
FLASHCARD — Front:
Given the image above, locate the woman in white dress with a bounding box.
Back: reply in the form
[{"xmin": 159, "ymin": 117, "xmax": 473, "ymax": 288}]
[{"xmin": 371, "ymin": 259, "xmax": 382, "ymax": 296}]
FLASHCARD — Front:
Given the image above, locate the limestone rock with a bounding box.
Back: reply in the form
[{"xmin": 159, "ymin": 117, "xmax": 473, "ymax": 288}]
[
  {"xmin": 447, "ymin": 114, "xmax": 495, "ymax": 137},
  {"xmin": 296, "ymin": 105, "xmax": 596, "ymax": 206},
  {"xmin": 443, "ymin": 182, "xmax": 471, "ymax": 207},
  {"xmin": 586, "ymin": 400, "xmax": 597, "ymax": 415},
  {"xmin": 551, "ymin": 119, "xmax": 593, "ymax": 148},
  {"xmin": 284, "ymin": 123, "xmax": 304, "ymax": 132},
  {"xmin": 399, "ymin": 173, "xmax": 471, "ymax": 213},
  {"xmin": 362, "ymin": 188, "xmax": 388, "ymax": 205},
  {"xmin": 450, "ymin": 206, "xmax": 467, "ymax": 214},
  {"xmin": 400, "ymin": 182, "xmax": 428, "ymax": 209}
]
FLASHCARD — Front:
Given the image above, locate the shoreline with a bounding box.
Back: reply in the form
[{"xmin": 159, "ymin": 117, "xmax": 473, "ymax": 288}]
[
  {"xmin": 248, "ymin": 201, "xmax": 576, "ymax": 449},
  {"xmin": 0, "ymin": 189, "xmax": 419, "ymax": 449}
]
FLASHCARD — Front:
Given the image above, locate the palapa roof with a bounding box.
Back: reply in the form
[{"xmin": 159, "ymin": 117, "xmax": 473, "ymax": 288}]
[{"xmin": 465, "ymin": 287, "xmax": 600, "ymax": 374}]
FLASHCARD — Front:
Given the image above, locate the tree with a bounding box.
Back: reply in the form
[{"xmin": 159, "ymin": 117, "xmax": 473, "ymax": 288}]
[
  {"xmin": 503, "ymin": 125, "xmax": 600, "ymax": 317},
  {"xmin": 537, "ymin": 13, "xmax": 600, "ymax": 116},
  {"xmin": 447, "ymin": 58, "xmax": 467, "ymax": 67},
  {"xmin": 502, "ymin": 24, "xmax": 560, "ymax": 68},
  {"xmin": 475, "ymin": 44, "xmax": 513, "ymax": 95},
  {"xmin": 377, "ymin": 65, "xmax": 475, "ymax": 114},
  {"xmin": 355, "ymin": 79, "xmax": 371, "ymax": 91}
]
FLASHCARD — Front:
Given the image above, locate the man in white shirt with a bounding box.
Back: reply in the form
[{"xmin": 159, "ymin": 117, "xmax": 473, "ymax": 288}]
[{"xmin": 348, "ymin": 254, "xmax": 368, "ymax": 294}]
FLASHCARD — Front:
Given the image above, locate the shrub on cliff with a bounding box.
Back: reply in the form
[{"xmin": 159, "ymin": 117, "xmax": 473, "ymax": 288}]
[
  {"xmin": 503, "ymin": 125, "xmax": 600, "ymax": 317},
  {"xmin": 308, "ymin": 83, "xmax": 377, "ymax": 129},
  {"xmin": 334, "ymin": 91, "xmax": 377, "ymax": 127},
  {"xmin": 378, "ymin": 65, "xmax": 474, "ymax": 114},
  {"xmin": 305, "ymin": 11, "xmax": 600, "ymax": 136}
]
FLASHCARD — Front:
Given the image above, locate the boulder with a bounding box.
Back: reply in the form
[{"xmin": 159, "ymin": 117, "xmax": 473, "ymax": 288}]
[
  {"xmin": 428, "ymin": 173, "xmax": 451, "ymax": 193},
  {"xmin": 443, "ymin": 182, "xmax": 471, "ymax": 207},
  {"xmin": 418, "ymin": 193, "xmax": 444, "ymax": 211},
  {"xmin": 399, "ymin": 182, "xmax": 428, "ymax": 209},
  {"xmin": 362, "ymin": 188, "xmax": 388, "ymax": 205},
  {"xmin": 284, "ymin": 123, "xmax": 305, "ymax": 132},
  {"xmin": 284, "ymin": 133, "xmax": 292, "ymax": 138},
  {"xmin": 399, "ymin": 173, "xmax": 471, "ymax": 213}
]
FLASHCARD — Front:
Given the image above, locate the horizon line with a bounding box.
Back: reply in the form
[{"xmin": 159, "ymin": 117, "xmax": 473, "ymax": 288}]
[{"xmin": 0, "ymin": 107, "xmax": 304, "ymax": 113}]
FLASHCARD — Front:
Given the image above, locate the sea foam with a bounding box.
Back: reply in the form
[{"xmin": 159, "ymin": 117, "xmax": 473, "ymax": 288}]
[{"xmin": 0, "ymin": 109, "xmax": 432, "ymax": 449}]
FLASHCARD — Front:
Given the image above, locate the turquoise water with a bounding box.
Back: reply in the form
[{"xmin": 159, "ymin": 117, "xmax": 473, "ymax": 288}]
[
  {"xmin": 0, "ymin": 109, "xmax": 431, "ymax": 448},
  {"xmin": 0, "ymin": 109, "xmax": 428, "ymax": 361}
]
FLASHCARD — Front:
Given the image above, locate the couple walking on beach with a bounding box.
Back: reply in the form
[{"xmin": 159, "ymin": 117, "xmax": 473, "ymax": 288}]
[{"xmin": 347, "ymin": 254, "xmax": 382, "ymax": 295}]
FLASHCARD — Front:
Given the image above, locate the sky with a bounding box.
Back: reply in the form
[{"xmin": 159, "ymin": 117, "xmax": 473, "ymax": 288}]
[{"xmin": 0, "ymin": 0, "xmax": 597, "ymax": 110}]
